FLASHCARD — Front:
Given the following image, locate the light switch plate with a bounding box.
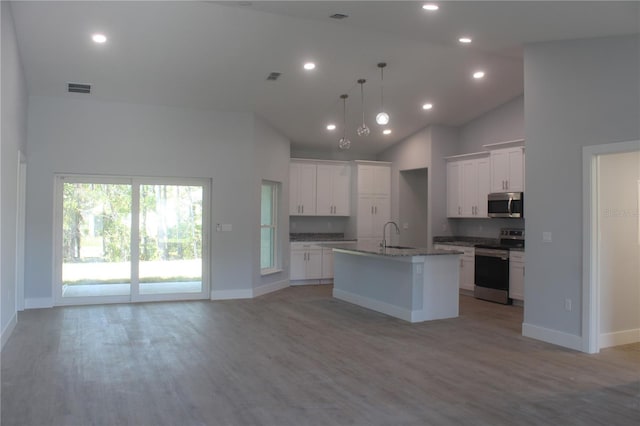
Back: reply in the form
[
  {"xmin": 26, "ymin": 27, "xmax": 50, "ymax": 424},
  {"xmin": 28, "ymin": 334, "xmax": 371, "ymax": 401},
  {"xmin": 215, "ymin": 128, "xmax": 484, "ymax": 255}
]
[
  {"xmin": 221, "ymin": 224, "xmax": 232, "ymax": 232},
  {"xmin": 543, "ymin": 231, "xmax": 552, "ymax": 242},
  {"xmin": 403, "ymin": 223, "xmax": 409, "ymax": 230}
]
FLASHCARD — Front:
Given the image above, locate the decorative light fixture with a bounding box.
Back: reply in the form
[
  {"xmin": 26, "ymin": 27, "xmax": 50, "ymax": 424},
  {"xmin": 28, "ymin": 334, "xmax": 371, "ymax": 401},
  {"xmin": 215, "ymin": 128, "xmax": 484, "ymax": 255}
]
[
  {"xmin": 356, "ymin": 79, "xmax": 370, "ymax": 136},
  {"xmin": 338, "ymin": 94, "xmax": 351, "ymax": 150},
  {"xmin": 375, "ymin": 62, "xmax": 390, "ymax": 126}
]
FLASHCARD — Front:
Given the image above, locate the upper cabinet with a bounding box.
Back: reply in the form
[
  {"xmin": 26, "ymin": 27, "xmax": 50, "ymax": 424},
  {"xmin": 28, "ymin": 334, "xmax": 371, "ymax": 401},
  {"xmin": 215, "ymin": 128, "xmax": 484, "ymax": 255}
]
[
  {"xmin": 290, "ymin": 160, "xmax": 351, "ymax": 216},
  {"xmin": 489, "ymin": 146, "xmax": 525, "ymax": 193},
  {"xmin": 357, "ymin": 164, "xmax": 391, "ymax": 197},
  {"xmin": 316, "ymin": 163, "xmax": 351, "ymax": 216},
  {"xmin": 289, "ymin": 161, "xmax": 317, "ymax": 216},
  {"xmin": 446, "ymin": 154, "xmax": 491, "ymax": 218},
  {"xmin": 352, "ymin": 161, "xmax": 391, "ymax": 240}
]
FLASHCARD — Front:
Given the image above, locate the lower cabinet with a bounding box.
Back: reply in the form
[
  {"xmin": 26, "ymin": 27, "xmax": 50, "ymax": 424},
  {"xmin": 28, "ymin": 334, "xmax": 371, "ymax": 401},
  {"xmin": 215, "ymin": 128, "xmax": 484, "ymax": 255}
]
[
  {"xmin": 290, "ymin": 243, "xmax": 333, "ymax": 284},
  {"xmin": 434, "ymin": 244, "xmax": 475, "ymax": 292},
  {"xmin": 509, "ymin": 251, "xmax": 525, "ymax": 301}
]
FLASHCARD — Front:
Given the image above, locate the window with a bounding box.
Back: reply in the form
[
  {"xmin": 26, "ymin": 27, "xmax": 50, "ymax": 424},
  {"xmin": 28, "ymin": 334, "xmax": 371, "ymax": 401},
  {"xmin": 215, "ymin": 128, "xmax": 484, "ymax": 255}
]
[{"xmin": 261, "ymin": 181, "xmax": 279, "ymax": 273}]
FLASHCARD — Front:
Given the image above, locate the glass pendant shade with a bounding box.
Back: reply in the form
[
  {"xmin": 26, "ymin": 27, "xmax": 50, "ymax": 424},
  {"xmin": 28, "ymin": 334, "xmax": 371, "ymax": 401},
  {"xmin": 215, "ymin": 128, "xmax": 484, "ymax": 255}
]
[
  {"xmin": 356, "ymin": 78, "xmax": 370, "ymax": 137},
  {"xmin": 338, "ymin": 94, "xmax": 351, "ymax": 150},
  {"xmin": 376, "ymin": 112, "xmax": 389, "ymax": 125}
]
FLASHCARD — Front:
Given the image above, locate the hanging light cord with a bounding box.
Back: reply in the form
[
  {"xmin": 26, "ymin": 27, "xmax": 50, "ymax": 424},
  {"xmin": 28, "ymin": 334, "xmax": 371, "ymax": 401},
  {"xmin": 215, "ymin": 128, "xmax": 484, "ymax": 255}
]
[
  {"xmin": 360, "ymin": 81, "xmax": 366, "ymax": 125},
  {"xmin": 379, "ymin": 66, "xmax": 384, "ymax": 110},
  {"xmin": 342, "ymin": 95, "xmax": 348, "ymax": 139}
]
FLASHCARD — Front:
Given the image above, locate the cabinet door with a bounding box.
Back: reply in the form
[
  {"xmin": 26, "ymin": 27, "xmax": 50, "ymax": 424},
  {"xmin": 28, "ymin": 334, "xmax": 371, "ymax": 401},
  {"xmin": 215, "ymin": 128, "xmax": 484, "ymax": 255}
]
[
  {"xmin": 506, "ymin": 148, "xmax": 524, "ymax": 192},
  {"xmin": 289, "ymin": 163, "xmax": 301, "ymax": 215},
  {"xmin": 356, "ymin": 196, "xmax": 374, "ymax": 237},
  {"xmin": 357, "ymin": 165, "xmax": 375, "ymax": 195},
  {"xmin": 306, "ymin": 249, "xmax": 323, "ymax": 279},
  {"xmin": 321, "ymin": 248, "xmax": 334, "ymax": 279},
  {"xmin": 315, "ymin": 165, "xmax": 334, "ymax": 216},
  {"xmin": 290, "ymin": 250, "xmax": 307, "ymax": 280},
  {"xmin": 373, "ymin": 166, "xmax": 391, "ymax": 196},
  {"xmin": 446, "ymin": 162, "xmax": 462, "ymax": 217},
  {"xmin": 372, "ymin": 195, "xmax": 391, "ymax": 239},
  {"xmin": 298, "ymin": 163, "xmax": 317, "ymax": 215},
  {"xmin": 509, "ymin": 261, "xmax": 524, "ymax": 300},
  {"xmin": 460, "ymin": 252, "xmax": 475, "ymax": 291},
  {"xmin": 476, "ymin": 157, "xmax": 491, "ymax": 217},
  {"xmin": 332, "ymin": 164, "xmax": 351, "ymax": 216},
  {"xmin": 490, "ymin": 149, "xmax": 509, "ymax": 192},
  {"xmin": 460, "ymin": 160, "xmax": 477, "ymax": 217}
]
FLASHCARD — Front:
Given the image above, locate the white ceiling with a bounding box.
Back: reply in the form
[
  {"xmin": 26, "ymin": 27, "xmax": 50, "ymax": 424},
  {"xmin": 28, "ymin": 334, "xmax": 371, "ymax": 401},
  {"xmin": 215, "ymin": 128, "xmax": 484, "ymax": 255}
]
[{"xmin": 10, "ymin": 1, "xmax": 640, "ymax": 155}]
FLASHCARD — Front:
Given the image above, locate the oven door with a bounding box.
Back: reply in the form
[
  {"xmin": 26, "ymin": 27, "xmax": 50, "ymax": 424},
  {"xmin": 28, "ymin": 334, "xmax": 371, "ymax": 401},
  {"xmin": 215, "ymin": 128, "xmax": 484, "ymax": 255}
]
[{"xmin": 474, "ymin": 248, "xmax": 509, "ymax": 290}]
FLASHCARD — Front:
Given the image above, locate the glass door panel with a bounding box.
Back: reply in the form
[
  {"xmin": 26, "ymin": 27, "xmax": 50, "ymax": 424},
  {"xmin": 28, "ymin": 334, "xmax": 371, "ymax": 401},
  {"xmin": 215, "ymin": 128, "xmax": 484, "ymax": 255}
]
[
  {"xmin": 138, "ymin": 184, "xmax": 203, "ymax": 295},
  {"xmin": 62, "ymin": 183, "xmax": 132, "ymax": 298}
]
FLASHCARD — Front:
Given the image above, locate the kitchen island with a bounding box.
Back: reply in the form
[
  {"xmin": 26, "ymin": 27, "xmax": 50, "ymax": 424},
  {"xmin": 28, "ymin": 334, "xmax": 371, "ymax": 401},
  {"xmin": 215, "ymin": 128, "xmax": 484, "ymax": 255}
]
[{"xmin": 328, "ymin": 242, "xmax": 461, "ymax": 323}]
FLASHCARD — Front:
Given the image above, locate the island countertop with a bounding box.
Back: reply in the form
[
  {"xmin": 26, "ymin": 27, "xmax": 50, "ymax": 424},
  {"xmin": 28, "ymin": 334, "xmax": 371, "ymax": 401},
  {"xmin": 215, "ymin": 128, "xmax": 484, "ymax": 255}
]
[{"xmin": 321, "ymin": 241, "xmax": 463, "ymax": 257}]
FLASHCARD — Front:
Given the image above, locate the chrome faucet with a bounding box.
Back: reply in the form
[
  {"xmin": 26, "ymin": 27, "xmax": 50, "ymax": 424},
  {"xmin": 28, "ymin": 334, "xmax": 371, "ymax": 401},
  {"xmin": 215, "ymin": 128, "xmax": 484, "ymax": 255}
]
[{"xmin": 381, "ymin": 221, "xmax": 400, "ymax": 248}]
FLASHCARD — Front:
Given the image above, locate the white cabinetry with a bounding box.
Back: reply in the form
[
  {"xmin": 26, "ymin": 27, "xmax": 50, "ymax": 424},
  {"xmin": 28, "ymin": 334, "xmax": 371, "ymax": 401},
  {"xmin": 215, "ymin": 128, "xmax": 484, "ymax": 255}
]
[
  {"xmin": 316, "ymin": 164, "xmax": 350, "ymax": 216},
  {"xmin": 433, "ymin": 244, "xmax": 475, "ymax": 291},
  {"xmin": 290, "ymin": 243, "xmax": 323, "ymax": 281},
  {"xmin": 321, "ymin": 248, "xmax": 334, "ymax": 279},
  {"xmin": 490, "ymin": 147, "xmax": 524, "ymax": 193},
  {"xmin": 289, "ymin": 161, "xmax": 317, "ymax": 216},
  {"xmin": 352, "ymin": 162, "xmax": 391, "ymax": 241},
  {"xmin": 509, "ymin": 250, "xmax": 525, "ymax": 301},
  {"xmin": 446, "ymin": 154, "xmax": 490, "ymax": 218}
]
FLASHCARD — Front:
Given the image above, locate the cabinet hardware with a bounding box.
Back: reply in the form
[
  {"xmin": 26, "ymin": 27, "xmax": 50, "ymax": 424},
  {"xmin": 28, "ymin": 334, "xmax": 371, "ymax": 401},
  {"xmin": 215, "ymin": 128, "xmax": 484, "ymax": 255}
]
[
  {"xmin": 371, "ymin": 206, "xmax": 374, "ymax": 214},
  {"xmin": 302, "ymin": 205, "xmax": 304, "ymax": 214},
  {"xmin": 458, "ymin": 206, "xmax": 461, "ymax": 215},
  {"xmin": 374, "ymin": 206, "xmax": 377, "ymax": 214}
]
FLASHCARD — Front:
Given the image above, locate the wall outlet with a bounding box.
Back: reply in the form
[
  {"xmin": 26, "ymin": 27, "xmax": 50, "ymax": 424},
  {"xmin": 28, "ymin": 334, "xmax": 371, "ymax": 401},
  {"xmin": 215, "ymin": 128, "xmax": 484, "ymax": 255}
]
[
  {"xmin": 403, "ymin": 222, "xmax": 409, "ymax": 230},
  {"xmin": 564, "ymin": 298, "xmax": 572, "ymax": 312},
  {"xmin": 543, "ymin": 231, "xmax": 552, "ymax": 242}
]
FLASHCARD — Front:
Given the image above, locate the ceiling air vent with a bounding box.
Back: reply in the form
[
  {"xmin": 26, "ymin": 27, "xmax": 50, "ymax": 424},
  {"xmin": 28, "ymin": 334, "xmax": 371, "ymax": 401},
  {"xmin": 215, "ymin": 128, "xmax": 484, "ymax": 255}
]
[
  {"xmin": 266, "ymin": 72, "xmax": 281, "ymax": 81},
  {"xmin": 329, "ymin": 13, "xmax": 349, "ymax": 19},
  {"xmin": 68, "ymin": 83, "xmax": 91, "ymax": 94}
]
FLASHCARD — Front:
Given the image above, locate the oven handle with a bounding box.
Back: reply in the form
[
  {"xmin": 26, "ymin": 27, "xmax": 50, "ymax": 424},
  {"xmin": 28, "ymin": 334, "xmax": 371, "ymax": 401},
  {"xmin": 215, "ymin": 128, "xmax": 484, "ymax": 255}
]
[{"xmin": 475, "ymin": 248, "xmax": 509, "ymax": 260}]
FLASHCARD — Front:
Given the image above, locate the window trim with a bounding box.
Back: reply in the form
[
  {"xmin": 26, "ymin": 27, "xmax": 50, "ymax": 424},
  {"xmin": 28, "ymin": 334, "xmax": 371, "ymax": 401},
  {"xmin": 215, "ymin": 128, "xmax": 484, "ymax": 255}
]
[{"xmin": 260, "ymin": 180, "xmax": 279, "ymax": 274}]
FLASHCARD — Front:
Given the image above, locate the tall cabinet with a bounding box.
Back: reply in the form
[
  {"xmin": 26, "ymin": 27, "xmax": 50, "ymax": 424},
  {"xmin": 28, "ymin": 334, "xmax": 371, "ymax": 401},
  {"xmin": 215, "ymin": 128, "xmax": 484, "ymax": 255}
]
[
  {"xmin": 446, "ymin": 153, "xmax": 491, "ymax": 218},
  {"xmin": 289, "ymin": 161, "xmax": 317, "ymax": 216},
  {"xmin": 350, "ymin": 161, "xmax": 391, "ymax": 242}
]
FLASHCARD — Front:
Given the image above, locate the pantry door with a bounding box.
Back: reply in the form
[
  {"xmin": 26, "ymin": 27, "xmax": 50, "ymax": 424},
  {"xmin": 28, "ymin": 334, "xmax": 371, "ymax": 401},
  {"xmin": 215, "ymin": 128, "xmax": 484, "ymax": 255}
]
[{"xmin": 54, "ymin": 176, "xmax": 209, "ymax": 306}]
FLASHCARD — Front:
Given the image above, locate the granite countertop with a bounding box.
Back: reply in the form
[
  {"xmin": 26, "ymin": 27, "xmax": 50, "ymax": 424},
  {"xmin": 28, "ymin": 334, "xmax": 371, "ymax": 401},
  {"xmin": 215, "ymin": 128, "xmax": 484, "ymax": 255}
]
[
  {"xmin": 290, "ymin": 233, "xmax": 356, "ymax": 242},
  {"xmin": 433, "ymin": 236, "xmax": 499, "ymax": 247},
  {"xmin": 324, "ymin": 242, "xmax": 463, "ymax": 257}
]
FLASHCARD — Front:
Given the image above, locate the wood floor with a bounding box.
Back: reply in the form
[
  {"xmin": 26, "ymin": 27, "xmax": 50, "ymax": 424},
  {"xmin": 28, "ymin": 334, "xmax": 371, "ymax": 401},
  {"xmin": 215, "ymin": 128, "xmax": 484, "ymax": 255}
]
[{"xmin": 2, "ymin": 286, "xmax": 639, "ymax": 426}]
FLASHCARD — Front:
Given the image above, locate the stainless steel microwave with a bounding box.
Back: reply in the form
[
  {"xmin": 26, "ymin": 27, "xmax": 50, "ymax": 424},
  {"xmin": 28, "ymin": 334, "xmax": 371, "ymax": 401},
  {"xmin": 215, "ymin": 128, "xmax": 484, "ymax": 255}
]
[{"xmin": 488, "ymin": 192, "xmax": 523, "ymax": 218}]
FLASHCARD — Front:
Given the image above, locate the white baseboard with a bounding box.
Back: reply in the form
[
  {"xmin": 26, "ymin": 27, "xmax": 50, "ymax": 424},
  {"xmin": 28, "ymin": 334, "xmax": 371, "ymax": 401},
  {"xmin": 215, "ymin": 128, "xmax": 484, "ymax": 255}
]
[
  {"xmin": 253, "ymin": 279, "xmax": 289, "ymax": 298},
  {"xmin": 522, "ymin": 322, "xmax": 583, "ymax": 351},
  {"xmin": 210, "ymin": 289, "xmax": 253, "ymax": 300},
  {"xmin": 600, "ymin": 328, "xmax": 640, "ymax": 348},
  {"xmin": 333, "ymin": 288, "xmax": 412, "ymax": 322},
  {"xmin": 24, "ymin": 297, "xmax": 54, "ymax": 309},
  {"xmin": 1, "ymin": 312, "xmax": 18, "ymax": 350}
]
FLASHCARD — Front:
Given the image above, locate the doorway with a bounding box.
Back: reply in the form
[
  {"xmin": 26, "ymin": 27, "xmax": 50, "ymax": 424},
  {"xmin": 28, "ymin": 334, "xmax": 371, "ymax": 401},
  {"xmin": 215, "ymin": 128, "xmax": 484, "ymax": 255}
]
[
  {"xmin": 399, "ymin": 168, "xmax": 428, "ymax": 247},
  {"xmin": 583, "ymin": 140, "xmax": 640, "ymax": 353},
  {"xmin": 54, "ymin": 175, "xmax": 210, "ymax": 305}
]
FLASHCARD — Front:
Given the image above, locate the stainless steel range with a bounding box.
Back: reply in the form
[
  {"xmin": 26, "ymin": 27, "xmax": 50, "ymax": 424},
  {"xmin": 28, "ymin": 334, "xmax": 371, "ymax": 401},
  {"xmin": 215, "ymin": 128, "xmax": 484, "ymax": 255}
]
[{"xmin": 474, "ymin": 228, "xmax": 524, "ymax": 304}]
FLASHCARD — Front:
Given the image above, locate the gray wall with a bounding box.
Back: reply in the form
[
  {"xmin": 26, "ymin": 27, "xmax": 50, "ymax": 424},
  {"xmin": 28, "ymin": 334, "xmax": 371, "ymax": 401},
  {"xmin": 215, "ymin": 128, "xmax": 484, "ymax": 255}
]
[
  {"xmin": 24, "ymin": 96, "xmax": 290, "ymax": 304},
  {"xmin": 253, "ymin": 117, "xmax": 291, "ymax": 290},
  {"xmin": 524, "ymin": 35, "xmax": 640, "ymax": 339},
  {"xmin": 1, "ymin": 1, "xmax": 28, "ymax": 346},
  {"xmin": 378, "ymin": 126, "xmax": 458, "ymax": 247}
]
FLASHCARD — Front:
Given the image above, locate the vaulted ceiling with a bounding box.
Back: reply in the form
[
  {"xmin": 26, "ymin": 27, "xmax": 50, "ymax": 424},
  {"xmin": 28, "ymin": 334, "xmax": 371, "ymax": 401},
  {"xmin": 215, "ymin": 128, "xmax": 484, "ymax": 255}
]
[{"xmin": 11, "ymin": 1, "xmax": 640, "ymax": 155}]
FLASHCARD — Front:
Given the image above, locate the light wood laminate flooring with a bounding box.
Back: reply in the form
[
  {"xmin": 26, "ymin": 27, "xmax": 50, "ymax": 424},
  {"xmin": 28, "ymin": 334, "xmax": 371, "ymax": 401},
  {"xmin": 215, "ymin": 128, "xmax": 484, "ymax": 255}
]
[{"xmin": 2, "ymin": 286, "xmax": 639, "ymax": 425}]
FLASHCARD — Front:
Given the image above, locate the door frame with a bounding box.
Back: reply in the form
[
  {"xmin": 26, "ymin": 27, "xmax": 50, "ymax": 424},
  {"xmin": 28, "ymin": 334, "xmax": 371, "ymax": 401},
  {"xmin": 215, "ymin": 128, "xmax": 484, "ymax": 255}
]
[
  {"xmin": 53, "ymin": 174, "xmax": 210, "ymax": 306},
  {"xmin": 582, "ymin": 139, "xmax": 640, "ymax": 353}
]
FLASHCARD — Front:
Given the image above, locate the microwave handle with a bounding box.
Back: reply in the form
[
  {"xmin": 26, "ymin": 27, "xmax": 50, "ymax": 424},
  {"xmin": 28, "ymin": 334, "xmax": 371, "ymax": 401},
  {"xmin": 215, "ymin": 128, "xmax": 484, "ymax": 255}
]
[{"xmin": 508, "ymin": 198, "xmax": 512, "ymax": 216}]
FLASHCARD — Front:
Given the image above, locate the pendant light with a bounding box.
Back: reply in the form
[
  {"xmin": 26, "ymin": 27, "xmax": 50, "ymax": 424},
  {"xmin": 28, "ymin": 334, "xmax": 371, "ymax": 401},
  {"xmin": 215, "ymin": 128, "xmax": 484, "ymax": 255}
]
[
  {"xmin": 356, "ymin": 79, "xmax": 370, "ymax": 137},
  {"xmin": 338, "ymin": 94, "xmax": 351, "ymax": 150},
  {"xmin": 375, "ymin": 62, "xmax": 390, "ymax": 126}
]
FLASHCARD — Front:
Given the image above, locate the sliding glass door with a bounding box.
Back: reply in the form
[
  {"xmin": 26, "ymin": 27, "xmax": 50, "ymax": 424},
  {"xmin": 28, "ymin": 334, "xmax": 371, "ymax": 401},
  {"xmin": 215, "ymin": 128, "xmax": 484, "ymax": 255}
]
[{"xmin": 55, "ymin": 176, "xmax": 209, "ymax": 305}]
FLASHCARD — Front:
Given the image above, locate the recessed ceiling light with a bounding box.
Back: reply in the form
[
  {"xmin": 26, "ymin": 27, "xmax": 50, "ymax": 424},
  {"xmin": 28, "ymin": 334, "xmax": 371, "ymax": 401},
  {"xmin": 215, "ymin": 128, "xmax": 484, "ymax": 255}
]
[
  {"xmin": 303, "ymin": 62, "xmax": 316, "ymax": 71},
  {"xmin": 92, "ymin": 33, "xmax": 107, "ymax": 44},
  {"xmin": 459, "ymin": 37, "xmax": 472, "ymax": 44},
  {"xmin": 473, "ymin": 71, "xmax": 485, "ymax": 79},
  {"xmin": 422, "ymin": 103, "xmax": 433, "ymax": 110},
  {"xmin": 326, "ymin": 124, "xmax": 336, "ymax": 131},
  {"xmin": 422, "ymin": 4, "xmax": 439, "ymax": 11},
  {"xmin": 383, "ymin": 129, "xmax": 392, "ymax": 135}
]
